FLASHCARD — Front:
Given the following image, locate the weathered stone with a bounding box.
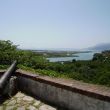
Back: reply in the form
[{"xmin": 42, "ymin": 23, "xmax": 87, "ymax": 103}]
[
  {"xmin": 17, "ymin": 101, "xmax": 29, "ymax": 107},
  {"xmin": 103, "ymin": 101, "xmax": 110, "ymax": 110},
  {"xmin": 7, "ymin": 99, "xmax": 16, "ymax": 105},
  {"xmin": 33, "ymin": 100, "xmax": 41, "ymax": 107},
  {"xmin": 17, "ymin": 106, "xmax": 25, "ymax": 110},
  {"xmin": 3, "ymin": 100, "xmax": 10, "ymax": 105},
  {"xmin": 39, "ymin": 105, "xmax": 56, "ymax": 110},
  {"xmin": 0, "ymin": 92, "xmax": 58, "ymax": 110},
  {"xmin": 16, "ymin": 97, "xmax": 22, "ymax": 103},
  {"xmin": 0, "ymin": 106, "xmax": 3, "ymax": 110},
  {"xmin": 27, "ymin": 105, "xmax": 38, "ymax": 110},
  {"xmin": 23, "ymin": 96, "xmax": 34, "ymax": 102},
  {"xmin": 8, "ymin": 76, "xmax": 18, "ymax": 97},
  {"xmin": 83, "ymin": 96, "xmax": 103, "ymax": 110},
  {"xmin": 15, "ymin": 92, "xmax": 25, "ymax": 98},
  {"xmin": 5, "ymin": 106, "xmax": 15, "ymax": 110}
]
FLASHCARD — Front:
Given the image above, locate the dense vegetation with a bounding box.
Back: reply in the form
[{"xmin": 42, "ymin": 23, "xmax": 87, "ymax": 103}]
[{"xmin": 0, "ymin": 40, "xmax": 110, "ymax": 86}]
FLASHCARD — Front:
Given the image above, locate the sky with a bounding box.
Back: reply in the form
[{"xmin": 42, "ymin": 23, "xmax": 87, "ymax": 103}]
[{"xmin": 0, "ymin": 0, "xmax": 110, "ymax": 49}]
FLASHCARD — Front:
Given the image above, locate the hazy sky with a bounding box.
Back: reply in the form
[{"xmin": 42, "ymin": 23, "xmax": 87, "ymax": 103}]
[{"xmin": 0, "ymin": 0, "xmax": 110, "ymax": 49}]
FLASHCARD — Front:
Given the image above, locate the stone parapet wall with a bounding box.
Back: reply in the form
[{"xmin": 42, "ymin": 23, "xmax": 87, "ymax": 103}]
[
  {"xmin": 1, "ymin": 70, "xmax": 110, "ymax": 110},
  {"xmin": 15, "ymin": 70, "xmax": 110, "ymax": 110}
]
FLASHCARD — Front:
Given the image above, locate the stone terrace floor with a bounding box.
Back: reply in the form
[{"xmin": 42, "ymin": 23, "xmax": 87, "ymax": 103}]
[{"xmin": 0, "ymin": 92, "xmax": 62, "ymax": 110}]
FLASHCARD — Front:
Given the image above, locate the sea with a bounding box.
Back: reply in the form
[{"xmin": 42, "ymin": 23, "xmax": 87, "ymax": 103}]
[{"xmin": 47, "ymin": 51, "xmax": 101, "ymax": 62}]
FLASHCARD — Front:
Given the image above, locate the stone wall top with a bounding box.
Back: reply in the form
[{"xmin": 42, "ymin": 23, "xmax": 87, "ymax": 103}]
[
  {"xmin": 16, "ymin": 69, "xmax": 110, "ymax": 102},
  {"xmin": 1, "ymin": 69, "xmax": 110, "ymax": 102}
]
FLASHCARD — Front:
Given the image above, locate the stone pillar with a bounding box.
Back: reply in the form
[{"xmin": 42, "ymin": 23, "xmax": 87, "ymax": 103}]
[{"xmin": 3, "ymin": 76, "xmax": 18, "ymax": 97}]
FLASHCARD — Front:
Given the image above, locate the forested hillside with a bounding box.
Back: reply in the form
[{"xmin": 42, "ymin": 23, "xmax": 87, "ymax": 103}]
[{"xmin": 0, "ymin": 40, "xmax": 110, "ymax": 86}]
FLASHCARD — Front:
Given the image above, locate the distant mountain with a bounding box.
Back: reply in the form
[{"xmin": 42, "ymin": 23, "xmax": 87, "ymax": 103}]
[{"xmin": 87, "ymin": 43, "xmax": 110, "ymax": 51}]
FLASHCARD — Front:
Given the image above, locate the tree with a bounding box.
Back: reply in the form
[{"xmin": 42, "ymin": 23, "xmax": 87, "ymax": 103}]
[
  {"xmin": 92, "ymin": 53, "xmax": 104, "ymax": 61},
  {"xmin": 0, "ymin": 40, "xmax": 18, "ymax": 64}
]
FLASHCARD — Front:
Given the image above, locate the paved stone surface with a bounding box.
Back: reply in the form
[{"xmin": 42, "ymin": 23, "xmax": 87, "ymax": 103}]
[
  {"xmin": 39, "ymin": 105, "xmax": 56, "ymax": 110},
  {"xmin": 0, "ymin": 92, "xmax": 59, "ymax": 110}
]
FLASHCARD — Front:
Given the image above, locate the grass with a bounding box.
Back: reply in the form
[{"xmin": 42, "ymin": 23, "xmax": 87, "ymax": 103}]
[
  {"xmin": 0, "ymin": 65, "xmax": 9, "ymax": 69},
  {"xmin": 18, "ymin": 64, "xmax": 76, "ymax": 79}
]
